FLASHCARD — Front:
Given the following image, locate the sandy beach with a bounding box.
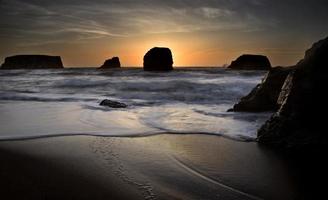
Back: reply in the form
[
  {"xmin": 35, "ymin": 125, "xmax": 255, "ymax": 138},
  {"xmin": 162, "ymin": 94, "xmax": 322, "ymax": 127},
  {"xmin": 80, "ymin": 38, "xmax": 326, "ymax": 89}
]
[{"xmin": 1, "ymin": 134, "xmax": 321, "ymax": 200}]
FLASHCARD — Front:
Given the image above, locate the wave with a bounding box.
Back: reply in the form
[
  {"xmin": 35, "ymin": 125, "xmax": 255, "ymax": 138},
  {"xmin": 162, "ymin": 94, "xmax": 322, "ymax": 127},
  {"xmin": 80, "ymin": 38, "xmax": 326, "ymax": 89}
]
[
  {"xmin": 193, "ymin": 109, "xmax": 272, "ymax": 121},
  {"xmin": 1, "ymin": 68, "xmax": 263, "ymax": 101},
  {"xmin": 0, "ymin": 93, "xmax": 98, "ymax": 102},
  {"xmin": 0, "ymin": 70, "xmax": 30, "ymax": 76},
  {"xmin": 0, "ymin": 68, "xmax": 268, "ymax": 141},
  {"xmin": 0, "ymin": 100, "xmax": 268, "ymax": 142},
  {"xmin": 53, "ymin": 79, "xmax": 110, "ymax": 88}
]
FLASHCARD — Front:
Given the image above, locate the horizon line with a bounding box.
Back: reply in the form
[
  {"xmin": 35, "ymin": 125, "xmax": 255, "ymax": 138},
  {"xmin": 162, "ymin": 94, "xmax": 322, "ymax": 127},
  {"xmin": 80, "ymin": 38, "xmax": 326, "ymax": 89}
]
[{"xmin": 63, "ymin": 65, "xmax": 226, "ymax": 68}]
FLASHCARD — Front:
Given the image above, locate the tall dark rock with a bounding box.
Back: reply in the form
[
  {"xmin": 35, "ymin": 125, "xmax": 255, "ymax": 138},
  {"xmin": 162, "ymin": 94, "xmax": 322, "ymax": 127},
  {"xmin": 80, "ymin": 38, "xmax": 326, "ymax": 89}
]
[
  {"xmin": 99, "ymin": 57, "xmax": 121, "ymax": 69},
  {"xmin": 1, "ymin": 55, "xmax": 64, "ymax": 69},
  {"xmin": 228, "ymin": 54, "xmax": 271, "ymax": 70},
  {"xmin": 228, "ymin": 66, "xmax": 294, "ymax": 112},
  {"xmin": 143, "ymin": 47, "xmax": 173, "ymax": 71},
  {"xmin": 257, "ymin": 37, "xmax": 328, "ymax": 148}
]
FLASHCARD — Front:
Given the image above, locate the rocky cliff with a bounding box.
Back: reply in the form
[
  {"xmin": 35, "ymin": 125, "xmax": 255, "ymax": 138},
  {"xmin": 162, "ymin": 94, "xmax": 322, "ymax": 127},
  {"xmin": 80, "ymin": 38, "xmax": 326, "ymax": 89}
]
[
  {"xmin": 230, "ymin": 37, "xmax": 328, "ymax": 149},
  {"xmin": 228, "ymin": 66, "xmax": 294, "ymax": 112},
  {"xmin": 257, "ymin": 37, "xmax": 328, "ymax": 148}
]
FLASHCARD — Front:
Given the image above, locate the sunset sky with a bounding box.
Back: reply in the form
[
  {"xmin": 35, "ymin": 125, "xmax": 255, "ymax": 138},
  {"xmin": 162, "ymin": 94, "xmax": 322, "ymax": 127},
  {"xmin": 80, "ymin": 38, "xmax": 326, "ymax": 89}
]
[{"xmin": 0, "ymin": 0, "xmax": 327, "ymax": 67}]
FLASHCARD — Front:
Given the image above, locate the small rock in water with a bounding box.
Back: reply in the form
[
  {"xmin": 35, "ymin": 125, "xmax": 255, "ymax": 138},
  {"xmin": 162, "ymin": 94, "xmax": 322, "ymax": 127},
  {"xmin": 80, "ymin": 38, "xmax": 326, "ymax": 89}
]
[
  {"xmin": 99, "ymin": 99, "xmax": 127, "ymax": 108},
  {"xmin": 227, "ymin": 54, "xmax": 271, "ymax": 70},
  {"xmin": 99, "ymin": 57, "xmax": 121, "ymax": 69}
]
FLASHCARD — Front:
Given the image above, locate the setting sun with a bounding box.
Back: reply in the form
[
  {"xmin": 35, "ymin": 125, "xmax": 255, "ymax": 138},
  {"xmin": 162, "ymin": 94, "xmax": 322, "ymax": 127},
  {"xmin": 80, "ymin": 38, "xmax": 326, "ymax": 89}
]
[{"xmin": 1, "ymin": 0, "xmax": 324, "ymax": 67}]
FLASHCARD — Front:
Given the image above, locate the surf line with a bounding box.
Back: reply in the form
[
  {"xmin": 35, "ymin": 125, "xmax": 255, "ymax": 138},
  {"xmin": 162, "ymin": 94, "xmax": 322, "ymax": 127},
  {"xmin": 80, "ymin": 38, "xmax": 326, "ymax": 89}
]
[{"xmin": 169, "ymin": 155, "xmax": 264, "ymax": 200}]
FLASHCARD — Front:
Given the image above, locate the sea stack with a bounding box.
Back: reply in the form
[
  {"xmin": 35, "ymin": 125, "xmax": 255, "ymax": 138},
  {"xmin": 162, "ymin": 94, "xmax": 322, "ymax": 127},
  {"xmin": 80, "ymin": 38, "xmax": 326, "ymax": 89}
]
[
  {"xmin": 228, "ymin": 54, "xmax": 271, "ymax": 70},
  {"xmin": 1, "ymin": 55, "xmax": 64, "ymax": 69},
  {"xmin": 143, "ymin": 47, "xmax": 173, "ymax": 71},
  {"xmin": 99, "ymin": 57, "xmax": 121, "ymax": 69}
]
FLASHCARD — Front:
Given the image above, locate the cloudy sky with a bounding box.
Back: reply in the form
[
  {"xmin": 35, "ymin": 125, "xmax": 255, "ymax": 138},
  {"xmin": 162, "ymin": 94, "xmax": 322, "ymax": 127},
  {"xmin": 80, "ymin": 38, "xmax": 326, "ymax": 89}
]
[{"xmin": 0, "ymin": 0, "xmax": 327, "ymax": 67}]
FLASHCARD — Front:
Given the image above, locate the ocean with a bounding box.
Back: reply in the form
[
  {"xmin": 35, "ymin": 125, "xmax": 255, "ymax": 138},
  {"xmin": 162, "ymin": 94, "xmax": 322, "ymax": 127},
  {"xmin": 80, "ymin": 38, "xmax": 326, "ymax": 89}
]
[{"xmin": 0, "ymin": 67, "xmax": 271, "ymax": 140}]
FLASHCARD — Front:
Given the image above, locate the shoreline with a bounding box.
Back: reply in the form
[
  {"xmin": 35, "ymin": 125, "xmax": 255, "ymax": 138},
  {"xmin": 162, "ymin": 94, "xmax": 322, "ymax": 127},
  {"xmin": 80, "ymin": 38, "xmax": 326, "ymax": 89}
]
[
  {"xmin": 0, "ymin": 131, "xmax": 257, "ymax": 143},
  {"xmin": 0, "ymin": 133, "xmax": 317, "ymax": 200}
]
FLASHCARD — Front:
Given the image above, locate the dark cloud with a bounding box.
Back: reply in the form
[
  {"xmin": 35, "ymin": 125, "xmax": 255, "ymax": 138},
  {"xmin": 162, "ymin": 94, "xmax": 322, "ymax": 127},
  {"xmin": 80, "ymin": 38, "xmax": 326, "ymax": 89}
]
[{"xmin": 0, "ymin": 0, "xmax": 282, "ymax": 38}]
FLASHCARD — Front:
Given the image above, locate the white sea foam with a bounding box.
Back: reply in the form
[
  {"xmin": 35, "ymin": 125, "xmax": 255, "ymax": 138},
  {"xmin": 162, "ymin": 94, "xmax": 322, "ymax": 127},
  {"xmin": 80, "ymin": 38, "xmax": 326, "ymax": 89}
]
[{"xmin": 0, "ymin": 68, "xmax": 270, "ymax": 141}]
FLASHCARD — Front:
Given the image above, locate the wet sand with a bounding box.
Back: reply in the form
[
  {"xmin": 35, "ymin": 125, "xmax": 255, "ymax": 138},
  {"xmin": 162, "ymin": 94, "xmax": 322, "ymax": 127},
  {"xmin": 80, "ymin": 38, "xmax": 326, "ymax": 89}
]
[{"xmin": 0, "ymin": 134, "xmax": 325, "ymax": 200}]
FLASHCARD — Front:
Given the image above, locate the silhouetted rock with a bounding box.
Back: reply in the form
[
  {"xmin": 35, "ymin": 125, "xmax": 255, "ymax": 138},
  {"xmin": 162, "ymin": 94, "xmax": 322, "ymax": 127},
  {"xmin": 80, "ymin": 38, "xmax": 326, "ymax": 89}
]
[
  {"xmin": 257, "ymin": 36, "xmax": 328, "ymax": 148},
  {"xmin": 228, "ymin": 66, "xmax": 294, "ymax": 112},
  {"xmin": 1, "ymin": 55, "xmax": 63, "ymax": 69},
  {"xmin": 99, "ymin": 57, "xmax": 121, "ymax": 69},
  {"xmin": 143, "ymin": 47, "xmax": 173, "ymax": 71},
  {"xmin": 99, "ymin": 99, "xmax": 127, "ymax": 108},
  {"xmin": 228, "ymin": 54, "xmax": 271, "ymax": 70}
]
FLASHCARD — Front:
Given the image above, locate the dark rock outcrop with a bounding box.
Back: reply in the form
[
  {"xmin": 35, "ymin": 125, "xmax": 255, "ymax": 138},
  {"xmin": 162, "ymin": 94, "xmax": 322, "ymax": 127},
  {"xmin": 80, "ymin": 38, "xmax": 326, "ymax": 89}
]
[
  {"xmin": 1, "ymin": 55, "xmax": 63, "ymax": 69},
  {"xmin": 228, "ymin": 54, "xmax": 271, "ymax": 70},
  {"xmin": 99, "ymin": 57, "xmax": 121, "ymax": 69},
  {"xmin": 99, "ymin": 99, "xmax": 127, "ymax": 108},
  {"xmin": 256, "ymin": 37, "xmax": 328, "ymax": 148},
  {"xmin": 228, "ymin": 66, "xmax": 294, "ymax": 112},
  {"xmin": 143, "ymin": 47, "xmax": 173, "ymax": 71}
]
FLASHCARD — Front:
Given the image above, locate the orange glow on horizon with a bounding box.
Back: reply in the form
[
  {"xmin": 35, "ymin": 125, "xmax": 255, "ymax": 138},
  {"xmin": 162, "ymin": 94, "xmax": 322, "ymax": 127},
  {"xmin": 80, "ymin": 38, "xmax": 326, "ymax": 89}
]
[
  {"xmin": 92, "ymin": 36, "xmax": 236, "ymax": 67},
  {"xmin": 37, "ymin": 32, "xmax": 305, "ymax": 68}
]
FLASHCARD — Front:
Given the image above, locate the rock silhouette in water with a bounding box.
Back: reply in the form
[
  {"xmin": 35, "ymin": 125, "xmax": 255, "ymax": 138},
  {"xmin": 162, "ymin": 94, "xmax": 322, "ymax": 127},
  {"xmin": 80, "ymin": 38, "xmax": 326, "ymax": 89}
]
[
  {"xmin": 99, "ymin": 57, "xmax": 121, "ymax": 69},
  {"xmin": 143, "ymin": 47, "xmax": 173, "ymax": 71},
  {"xmin": 99, "ymin": 99, "xmax": 127, "ymax": 108},
  {"xmin": 228, "ymin": 54, "xmax": 271, "ymax": 70},
  {"xmin": 228, "ymin": 66, "xmax": 294, "ymax": 112},
  {"xmin": 1, "ymin": 55, "xmax": 64, "ymax": 69}
]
